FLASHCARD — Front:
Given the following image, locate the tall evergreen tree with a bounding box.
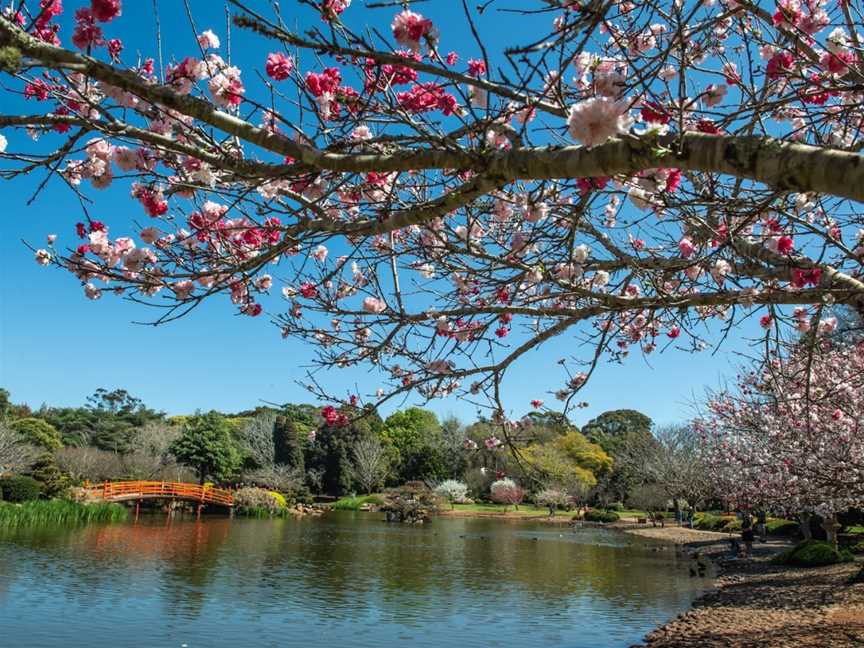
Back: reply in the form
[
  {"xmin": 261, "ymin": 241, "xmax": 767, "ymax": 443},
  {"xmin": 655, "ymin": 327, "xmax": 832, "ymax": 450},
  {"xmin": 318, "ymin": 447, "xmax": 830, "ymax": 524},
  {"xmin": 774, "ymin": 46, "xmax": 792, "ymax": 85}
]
[
  {"xmin": 169, "ymin": 412, "xmax": 240, "ymax": 484},
  {"xmin": 274, "ymin": 416, "xmax": 304, "ymax": 473}
]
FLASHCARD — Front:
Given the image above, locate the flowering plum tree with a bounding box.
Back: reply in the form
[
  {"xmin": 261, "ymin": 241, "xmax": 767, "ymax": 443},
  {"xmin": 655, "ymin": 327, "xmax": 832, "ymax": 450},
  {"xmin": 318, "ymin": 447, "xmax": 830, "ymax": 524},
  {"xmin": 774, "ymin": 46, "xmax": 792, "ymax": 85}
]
[
  {"xmin": 1, "ymin": 0, "xmax": 864, "ymax": 425},
  {"xmin": 697, "ymin": 340, "xmax": 864, "ymax": 545},
  {"xmin": 490, "ymin": 477, "xmax": 525, "ymax": 509}
]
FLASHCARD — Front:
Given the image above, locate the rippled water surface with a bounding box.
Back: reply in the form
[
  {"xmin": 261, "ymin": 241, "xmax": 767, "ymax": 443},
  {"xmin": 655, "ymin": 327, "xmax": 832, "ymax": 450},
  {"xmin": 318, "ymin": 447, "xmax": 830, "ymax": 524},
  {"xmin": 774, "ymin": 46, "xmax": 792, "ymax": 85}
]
[{"xmin": 0, "ymin": 513, "xmax": 707, "ymax": 647}]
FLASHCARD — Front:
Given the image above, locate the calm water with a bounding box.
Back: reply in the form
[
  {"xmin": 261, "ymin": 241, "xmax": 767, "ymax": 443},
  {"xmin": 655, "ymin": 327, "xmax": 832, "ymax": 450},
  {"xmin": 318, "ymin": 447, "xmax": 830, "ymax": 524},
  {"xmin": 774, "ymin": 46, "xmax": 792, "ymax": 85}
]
[{"xmin": 0, "ymin": 513, "xmax": 707, "ymax": 648}]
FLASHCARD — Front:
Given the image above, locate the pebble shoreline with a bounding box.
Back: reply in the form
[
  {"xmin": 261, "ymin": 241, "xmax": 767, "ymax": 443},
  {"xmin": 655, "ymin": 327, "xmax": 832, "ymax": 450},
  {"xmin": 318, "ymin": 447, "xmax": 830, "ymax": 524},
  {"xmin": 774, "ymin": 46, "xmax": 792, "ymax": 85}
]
[{"xmin": 625, "ymin": 526, "xmax": 864, "ymax": 648}]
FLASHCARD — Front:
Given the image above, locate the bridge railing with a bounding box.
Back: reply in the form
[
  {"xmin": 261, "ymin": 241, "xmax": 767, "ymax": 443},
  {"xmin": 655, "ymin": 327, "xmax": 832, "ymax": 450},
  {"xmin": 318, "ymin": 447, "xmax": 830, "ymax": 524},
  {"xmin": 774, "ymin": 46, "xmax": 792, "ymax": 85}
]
[{"xmin": 86, "ymin": 481, "xmax": 234, "ymax": 506}]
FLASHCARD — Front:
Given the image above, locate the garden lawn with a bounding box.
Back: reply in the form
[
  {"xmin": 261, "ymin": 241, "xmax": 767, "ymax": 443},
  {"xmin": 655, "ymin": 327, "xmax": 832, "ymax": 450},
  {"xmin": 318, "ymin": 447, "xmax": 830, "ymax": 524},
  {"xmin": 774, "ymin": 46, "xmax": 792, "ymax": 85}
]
[{"xmin": 449, "ymin": 503, "xmax": 575, "ymax": 517}]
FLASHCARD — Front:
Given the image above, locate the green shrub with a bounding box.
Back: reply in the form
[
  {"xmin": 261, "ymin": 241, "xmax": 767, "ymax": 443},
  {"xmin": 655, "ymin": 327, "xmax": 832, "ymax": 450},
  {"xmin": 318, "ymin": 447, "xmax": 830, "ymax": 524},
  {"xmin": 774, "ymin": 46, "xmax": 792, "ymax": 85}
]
[
  {"xmin": 610, "ymin": 502, "xmax": 625, "ymax": 512},
  {"xmin": 584, "ymin": 509, "xmax": 619, "ymax": 523},
  {"xmin": 850, "ymin": 541, "xmax": 864, "ymax": 555},
  {"xmin": 772, "ymin": 540, "xmax": 854, "ymax": 567},
  {"xmin": 694, "ymin": 514, "xmax": 736, "ymax": 531},
  {"xmin": 27, "ymin": 453, "xmax": 69, "ymax": 497},
  {"xmin": 724, "ymin": 519, "xmax": 743, "ymax": 532},
  {"xmin": 0, "ymin": 475, "xmax": 42, "ymax": 502},
  {"xmin": 268, "ymin": 491, "xmax": 288, "ymax": 509},
  {"xmin": 234, "ymin": 487, "xmax": 287, "ymax": 517},
  {"xmin": 766, "ymin": 518, "xmax": 799, "ymax": 536},
  {"xmin": 332, "ymin": 494, "xmax": 386, "ymax": 510},
  {"xmin": 282, "ymin": 484, "xmax": 312, "ymax": 507}
]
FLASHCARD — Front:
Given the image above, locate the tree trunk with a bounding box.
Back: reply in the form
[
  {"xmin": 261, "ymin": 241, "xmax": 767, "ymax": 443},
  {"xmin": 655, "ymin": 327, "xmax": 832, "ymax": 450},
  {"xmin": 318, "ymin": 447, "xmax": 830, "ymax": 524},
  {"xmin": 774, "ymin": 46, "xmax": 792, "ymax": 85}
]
[{"xmin": 799, "ymin": 512, "xmax": 813, "ymax": 540}]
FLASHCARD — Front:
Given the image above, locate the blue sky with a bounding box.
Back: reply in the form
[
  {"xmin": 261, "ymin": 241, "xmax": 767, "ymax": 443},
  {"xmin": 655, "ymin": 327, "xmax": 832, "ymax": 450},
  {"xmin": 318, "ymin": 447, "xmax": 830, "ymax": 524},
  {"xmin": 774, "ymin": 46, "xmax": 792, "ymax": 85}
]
[{"xmin": 0, "ymin": 0, "xmax": 762, "ymax": 427}]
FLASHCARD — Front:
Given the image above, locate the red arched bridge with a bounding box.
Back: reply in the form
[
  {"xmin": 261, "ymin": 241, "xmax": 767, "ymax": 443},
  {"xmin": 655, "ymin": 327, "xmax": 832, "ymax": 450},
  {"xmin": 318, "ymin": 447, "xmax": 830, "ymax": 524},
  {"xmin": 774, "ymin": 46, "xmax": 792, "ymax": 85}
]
[{"xmin": 85, "ymin": 481, "xmax": 234, "ymax": 507}]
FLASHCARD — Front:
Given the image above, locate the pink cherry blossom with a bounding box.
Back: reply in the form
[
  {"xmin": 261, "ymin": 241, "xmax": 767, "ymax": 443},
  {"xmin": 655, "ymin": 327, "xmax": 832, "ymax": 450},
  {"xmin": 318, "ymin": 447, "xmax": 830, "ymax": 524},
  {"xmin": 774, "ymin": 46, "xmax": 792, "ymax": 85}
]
[
  {"xmin": 391, "ymin": 10, "xmax": 437, "ymax": 53},
  {"xmin": 567, "ymin": 97, "xmax": 632, "ymax": 147},
  {"xmin": 254, "ymin": 275, "xmax": 273, "ymax": 291},
  {"xmin": 91, "ymin": 0, "xmax": 121, "ymax": 22},
  {"xmin": 312, "ymin": 245, "xmax": 328, "ymax": 262},
  {"xmin": 362, "ymin": 296, "xmax": 387, "ymax": 313},
  {"xmin": 198, "ymin": 30, "xmax": 220, "ymax": 49},
  {"xmin": 321, "ymin": 0, "xmax": 350, "ymax": 19},
  {"xmin": 703, "ymin": 84, "xmax": 727, "ymax": 107},
  {"xmin": 484, "ymin": 436, "xmax": 502, "ymax": 450},
  {"xmin": 208, "ymin": 66, "xmax": 244, "ymax": 107},
  {"xmin": 701, "ymin": 341, "xmax": 864, "ymax": 524},
  {"xmin": 83, "ymin": 283, "xmax": 102, "ymax": 300},
  {"xmin": 7, "ymin": 0, "xmax": 864, "ymax": 431},
  {"xmin": 777, "ymin": 235, "xmax": 794, "ymax": 254},
  {"xmin": 72, "ymin": 8, "xmax": 104, "ymax": 50},
  {"xmin": 172, "ymin": 280, "xmax": 194, "ymax": 300},
  {"xmin": 265, "ymin": 52, "xmax": 294, "ymax": 81},
  {"xmin": 678, "ymin": 237, "xmax": 696, "ymax": 258}
]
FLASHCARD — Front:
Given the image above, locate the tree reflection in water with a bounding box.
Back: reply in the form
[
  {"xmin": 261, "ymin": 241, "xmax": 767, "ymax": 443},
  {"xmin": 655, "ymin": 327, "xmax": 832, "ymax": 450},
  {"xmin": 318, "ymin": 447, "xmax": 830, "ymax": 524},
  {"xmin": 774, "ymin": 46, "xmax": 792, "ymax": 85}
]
[{"xmin": 0, "ymin": 513, "xmax": 707, "ymax": 648}]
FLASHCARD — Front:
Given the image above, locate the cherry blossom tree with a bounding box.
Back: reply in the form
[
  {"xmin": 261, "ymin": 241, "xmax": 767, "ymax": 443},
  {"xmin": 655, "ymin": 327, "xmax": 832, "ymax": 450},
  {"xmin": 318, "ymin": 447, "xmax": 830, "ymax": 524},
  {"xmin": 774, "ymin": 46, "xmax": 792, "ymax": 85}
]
[
  {"xmin": 2, "ymin": 0, "xmax": 864, "ymax": 430},
  {"xmin": 434, "ymin": 478, "xmax": 469, "ymax": 508},
  {"xmin": 697, "ymin": 339, "xmax": 864, "ymax": 545}
]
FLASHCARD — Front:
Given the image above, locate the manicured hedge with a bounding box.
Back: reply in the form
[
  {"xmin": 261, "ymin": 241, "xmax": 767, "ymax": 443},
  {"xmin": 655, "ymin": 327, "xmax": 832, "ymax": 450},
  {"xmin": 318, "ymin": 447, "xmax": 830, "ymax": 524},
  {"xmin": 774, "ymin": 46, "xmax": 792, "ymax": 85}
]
[
  {"xmin": 772, "ymin": 540, "xmax": 853, "ymax": 567},
  {"xmin": 694, "ymin": 514, "xmax": 736, "ymax": 531},
  {"xmin": 694, "ymin": 514, "xmax": 799, "ymax": 536},
  {"xmin": 766, "ymin": 518, "xmax": 799, "ymax": 536}
]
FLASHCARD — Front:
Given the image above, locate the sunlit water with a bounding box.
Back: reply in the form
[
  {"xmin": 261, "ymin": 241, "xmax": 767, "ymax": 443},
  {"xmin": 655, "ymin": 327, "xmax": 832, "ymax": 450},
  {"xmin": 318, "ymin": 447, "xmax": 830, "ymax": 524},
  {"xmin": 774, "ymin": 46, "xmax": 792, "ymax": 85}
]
[{"xmin": 0, "ymin": 512, "xmax": 708, "ymax": 647}]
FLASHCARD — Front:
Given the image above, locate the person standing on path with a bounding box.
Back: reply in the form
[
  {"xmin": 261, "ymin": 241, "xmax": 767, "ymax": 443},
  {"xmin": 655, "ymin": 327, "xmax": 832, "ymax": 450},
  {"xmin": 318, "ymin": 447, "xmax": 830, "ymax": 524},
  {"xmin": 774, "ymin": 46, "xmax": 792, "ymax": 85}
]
[{"xmin": 756, "ymin": 510, "xmax": 767, "ymax": 543}]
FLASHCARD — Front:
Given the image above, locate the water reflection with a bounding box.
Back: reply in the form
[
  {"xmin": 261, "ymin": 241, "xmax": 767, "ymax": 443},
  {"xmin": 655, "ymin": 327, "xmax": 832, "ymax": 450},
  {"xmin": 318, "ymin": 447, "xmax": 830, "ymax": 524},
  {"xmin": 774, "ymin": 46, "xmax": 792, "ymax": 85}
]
[{"xmin": 0, "ymin": 513, "xmax": 706, "ymax": 648}]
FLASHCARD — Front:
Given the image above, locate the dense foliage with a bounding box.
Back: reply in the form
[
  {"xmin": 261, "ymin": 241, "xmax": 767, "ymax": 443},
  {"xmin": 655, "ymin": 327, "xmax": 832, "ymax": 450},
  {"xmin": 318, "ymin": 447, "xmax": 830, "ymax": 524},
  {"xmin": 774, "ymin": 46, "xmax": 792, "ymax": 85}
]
[
  {"xmin": 9, "ymin": 418, "xmax": 62, "ymax": 450},
  {"xmin": 0, "ymin": 475, "xmax": 42, "ymax": 502},
  {"xmin": 1, "ymin": 387, "xmax": 708, "ymax": 516},
  {"xmin": 169, "ymin": 412, "xmax": 241, "ymax": 484}
]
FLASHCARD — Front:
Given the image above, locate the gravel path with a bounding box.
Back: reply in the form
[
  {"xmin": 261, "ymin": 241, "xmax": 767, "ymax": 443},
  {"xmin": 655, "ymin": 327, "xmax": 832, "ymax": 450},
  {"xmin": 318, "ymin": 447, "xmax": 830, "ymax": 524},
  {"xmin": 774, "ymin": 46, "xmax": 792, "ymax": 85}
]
[
  {"xmin": 633, "ymin": 532, "xmax": 864, "ymax": 648},
  {"xmin": 622, "ymin": 525, "xmax": 733, "ymax": 545}
]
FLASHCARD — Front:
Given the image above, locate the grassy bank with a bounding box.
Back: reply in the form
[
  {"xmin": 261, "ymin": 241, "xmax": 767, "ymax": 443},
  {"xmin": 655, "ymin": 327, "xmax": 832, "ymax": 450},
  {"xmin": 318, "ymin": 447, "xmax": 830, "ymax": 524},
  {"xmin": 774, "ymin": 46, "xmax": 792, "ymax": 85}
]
[
  {"xmin": 333, "ymin": 496, "xmax": 647, "ymax": 519},
  {"xmin": 447, "ymin": 502, "xmax": 572, "ymax": 517},
  {"xmin": 331, "ymin": 495, "xmax": 385, "ymax": 510},
  {"xmin": 0, "ymin": 500, "xmax": 128, "ymax": 528}
]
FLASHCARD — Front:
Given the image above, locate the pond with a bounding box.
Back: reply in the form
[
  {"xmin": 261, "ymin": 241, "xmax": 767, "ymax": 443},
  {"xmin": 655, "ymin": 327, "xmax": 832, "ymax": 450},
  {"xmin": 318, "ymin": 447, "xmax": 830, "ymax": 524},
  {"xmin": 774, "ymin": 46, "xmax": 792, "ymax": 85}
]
[{"xmin": 0, "ymin": 512, "xmax": 708, "ymax": 648}]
